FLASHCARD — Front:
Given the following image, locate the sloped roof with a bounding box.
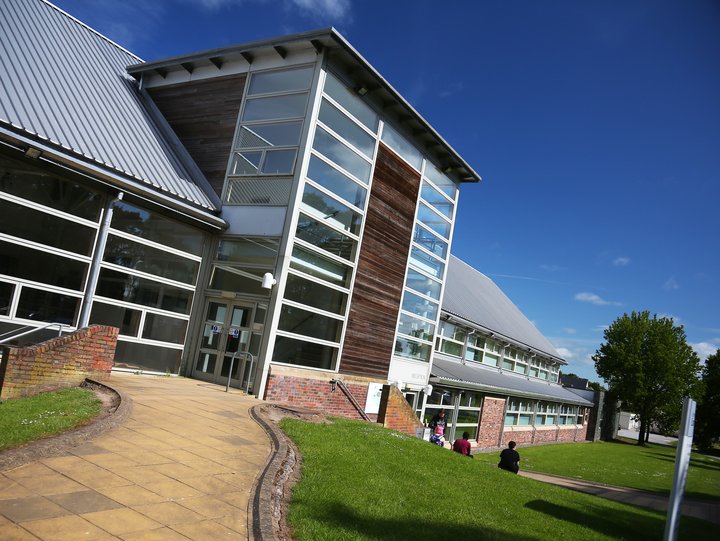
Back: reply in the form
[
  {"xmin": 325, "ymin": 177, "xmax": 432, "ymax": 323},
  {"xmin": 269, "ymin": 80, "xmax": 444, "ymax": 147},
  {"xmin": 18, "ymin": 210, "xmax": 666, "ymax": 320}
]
[
  {"xmin": 443, "ymin": 255, "xmax": 564, "ymax": 362},
  {"xmin": 0, "ymin": 0, "xmax": 220, "ymax": 213},
  {"xmin": 431, "ymin": 355, "xmax": 593, "ymax": 406},
  {"xmin": 126, "ymin": 28, "xmax": 481, "ymax": 185}
]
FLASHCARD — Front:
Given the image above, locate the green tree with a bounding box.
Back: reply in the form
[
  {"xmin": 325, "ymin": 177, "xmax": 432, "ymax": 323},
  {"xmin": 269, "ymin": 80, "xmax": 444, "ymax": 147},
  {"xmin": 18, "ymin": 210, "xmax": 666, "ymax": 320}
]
[
  {"xmin": 592, "ymin": 311, "xmax": 701, "ymax": 445},
  {"xmin": 695, "ymin": 350, "xmax": 720, "ymax": 451}
]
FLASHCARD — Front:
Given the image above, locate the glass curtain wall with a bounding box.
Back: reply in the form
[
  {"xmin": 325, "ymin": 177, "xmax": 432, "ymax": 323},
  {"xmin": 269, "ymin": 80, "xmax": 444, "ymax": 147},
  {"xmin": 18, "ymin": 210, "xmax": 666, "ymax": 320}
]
[
  {"xmin": 272, "ymin": 71, "xmax": 379, "ymax": 370},
  {"xmin": 225, "ymin": 65, "xmax": 315, "ymax": 206},
  {"xmin": 0, "ymin": 156, "xmax": 103, "ymax": 332},
  {"xmin": 390, "ymin": 148, "xmax": 458, "ymax": 363},
  {"xmin": 89, "ymin": 200, "xmax": 206, "ymax": 373}
]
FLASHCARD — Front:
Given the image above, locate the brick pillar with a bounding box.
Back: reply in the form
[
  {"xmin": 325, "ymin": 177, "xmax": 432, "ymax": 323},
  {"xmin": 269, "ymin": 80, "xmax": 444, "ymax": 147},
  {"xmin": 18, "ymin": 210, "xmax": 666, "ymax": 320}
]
[
  {"xmin": 377, "ymin": 384, "xmax": 423, "ymax": 436},
  {"xmin": 477, "ymin": 396, "xmax": 506, "ymax": 449}
]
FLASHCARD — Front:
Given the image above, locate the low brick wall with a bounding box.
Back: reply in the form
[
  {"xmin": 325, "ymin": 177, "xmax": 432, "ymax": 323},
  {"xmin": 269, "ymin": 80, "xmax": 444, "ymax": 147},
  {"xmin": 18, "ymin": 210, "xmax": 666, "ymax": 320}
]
[
  {"xmin": 377, "ymin": 384, "xmax": 423, "ymax": 436},
  {"xmin": 265, "ymin": 371, "xmax": 373, "ymax": 421},
  {"xmin": 0, "ymin": 325, "xmax": 118, "ymax": 400},
  {"xmin": 477, "ymin": 397, "xmax": 506, "ymax": 448}
]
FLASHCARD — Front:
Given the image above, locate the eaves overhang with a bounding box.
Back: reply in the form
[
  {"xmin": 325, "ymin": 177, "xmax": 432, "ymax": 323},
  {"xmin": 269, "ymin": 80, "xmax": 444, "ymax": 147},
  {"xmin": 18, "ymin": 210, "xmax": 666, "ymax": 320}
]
[
  {"xmin": 0, "ymin": 128, "xmax": 227, "ymax": 231},
  {"xmin": 126, "ymin": 28, "xmax": 482, "ymax": 185}
]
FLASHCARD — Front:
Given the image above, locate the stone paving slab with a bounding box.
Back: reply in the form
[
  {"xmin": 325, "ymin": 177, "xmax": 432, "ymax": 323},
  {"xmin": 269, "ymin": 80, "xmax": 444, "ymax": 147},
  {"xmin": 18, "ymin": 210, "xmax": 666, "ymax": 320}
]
[{"xmin": 0, "ymin": 373, "xmax": 269, "ymax": 541}]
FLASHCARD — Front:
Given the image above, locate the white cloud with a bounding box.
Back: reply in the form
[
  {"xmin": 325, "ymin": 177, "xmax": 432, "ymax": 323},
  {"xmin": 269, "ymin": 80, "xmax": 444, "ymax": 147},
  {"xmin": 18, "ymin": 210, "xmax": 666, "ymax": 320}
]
[
  {"xmin": 691, "ymin": 341, "xmax": 720, "ymax": 360},
  {"xmin": 291, "ymin": 0, "xmax": 352, "ymax": 20},
  {"xmin": 555, "ymin": 347, "xmax": 574, "ymax": 359},
  {"xmin": 613, "ymin": 257, "xmax": 630, "ymax": 267},
  {"xmin": 657, "ymin": 313, "xmax": 682, "ymax": 325},
  {"xmin": 663, "ymin": 276, "xmax": 679, "ymax": 290},
  {"xmin": 574, "ymin": 292, "xmax": 622, "ymax": 306},
  {"xmin": 563, "ymin": 327, "xmax": 577, "ymax": 335}
]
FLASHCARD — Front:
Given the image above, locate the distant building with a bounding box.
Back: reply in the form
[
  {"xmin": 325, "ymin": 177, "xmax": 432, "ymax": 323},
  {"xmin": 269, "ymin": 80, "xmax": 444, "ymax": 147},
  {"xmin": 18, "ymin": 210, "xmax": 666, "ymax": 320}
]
[{"xmin": 0, "ymin": 0, "xmax": 593, "ymax": 447}]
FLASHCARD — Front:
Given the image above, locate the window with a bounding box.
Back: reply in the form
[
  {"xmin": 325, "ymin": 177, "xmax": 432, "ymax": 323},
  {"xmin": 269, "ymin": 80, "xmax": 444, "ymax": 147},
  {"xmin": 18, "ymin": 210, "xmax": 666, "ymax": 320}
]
[
  {"xmin": 307, "ymin": 155, "xmax": 366, "ymax": 208},
  {"xmin": 536, "ymin": 402, "xmax": 558, "ymax": 425},
  {"xmin": 504, "ymin": 399, "xmax": 534, "ymax": 426},
  {"xmin": 323, "ymin": 72, "xmax": 379, "ymax": 132},
  {"xmin": 381, "ymin": 123, "xmax": 422, "ymax": 170},
  {"xmin": 272, "ymin": 335, "xmax": 338, "ymax": 370},
  {"xmin": 313, "ymin": 126, "xmax": 372, "ymax": 183},
  {"xmin": 318, "ymin": 99, "xmax": 375, "ymax": 158}
]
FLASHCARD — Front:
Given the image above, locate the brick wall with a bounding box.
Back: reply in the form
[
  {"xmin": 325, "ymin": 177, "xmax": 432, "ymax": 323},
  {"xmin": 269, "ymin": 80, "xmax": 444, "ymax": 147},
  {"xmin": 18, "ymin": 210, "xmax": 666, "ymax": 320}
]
[
  {"xmin": 265, "ymin": 373, "xmax": 372, "ymax": 421},
  {"xmin": 476, "ymin": 397, "xmax": 505, "ymax": 449},
  {"xmin": 0, "ymin": 325, "xmax": 118, "ymax": 400},
  {"xmin": 377, "ymin": 384, "xmax": 423, "ymax": 436}
]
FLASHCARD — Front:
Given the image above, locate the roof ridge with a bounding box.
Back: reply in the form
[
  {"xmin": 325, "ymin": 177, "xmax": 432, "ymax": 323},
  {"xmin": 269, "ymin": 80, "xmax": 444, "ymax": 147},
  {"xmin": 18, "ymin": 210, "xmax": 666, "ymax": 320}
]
[{"xmin": 41, "ymin": 0, "xmax": 143, "ymax": 62}]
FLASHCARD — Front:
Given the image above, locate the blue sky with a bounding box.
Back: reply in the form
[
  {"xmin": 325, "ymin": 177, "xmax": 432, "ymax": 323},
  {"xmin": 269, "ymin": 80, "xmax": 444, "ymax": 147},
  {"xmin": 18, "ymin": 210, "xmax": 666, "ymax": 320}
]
[{"xmin": 52, "ymin": 0, "xmax": 720, "ymax": 381}]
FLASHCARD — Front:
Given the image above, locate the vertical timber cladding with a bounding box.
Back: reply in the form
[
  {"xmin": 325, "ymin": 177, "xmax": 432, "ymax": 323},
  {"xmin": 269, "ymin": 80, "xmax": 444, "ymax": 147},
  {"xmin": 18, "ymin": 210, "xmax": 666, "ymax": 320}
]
[
  {"xmin": 147, "ymin": 74, "xmax": 247, "ymax": 197},
  {"xmin": 340, "ymin": 143, "xmax": 421, "ymax": 378}
]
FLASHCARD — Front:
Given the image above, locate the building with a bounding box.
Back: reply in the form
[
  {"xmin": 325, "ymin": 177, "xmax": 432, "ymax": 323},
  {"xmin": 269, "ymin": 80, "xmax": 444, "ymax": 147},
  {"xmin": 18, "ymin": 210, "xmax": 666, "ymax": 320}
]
[{"xmin": 1, "ymin": 0, "xmax": 593, "ymax": 445}]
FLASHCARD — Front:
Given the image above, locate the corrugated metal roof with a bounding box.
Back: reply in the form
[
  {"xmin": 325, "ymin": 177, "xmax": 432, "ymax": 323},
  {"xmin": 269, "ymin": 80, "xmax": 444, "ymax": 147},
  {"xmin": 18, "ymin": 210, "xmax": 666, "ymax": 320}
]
[
  {"xmin": 443, "ymin": 255, "xmax": 564, "ymax": 362},
  {"xmin": 431, "ymin": 356, "xmax": 594, "ymax": 406},
  {"xmin": 0, "ymin": 0, "xmax": 219, "ymax": 211}
]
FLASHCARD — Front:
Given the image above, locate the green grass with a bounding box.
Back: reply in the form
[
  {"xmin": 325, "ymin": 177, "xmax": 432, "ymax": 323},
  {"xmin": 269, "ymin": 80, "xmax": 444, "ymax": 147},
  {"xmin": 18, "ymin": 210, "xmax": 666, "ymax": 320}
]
[
  {"xmin": 473, "ymin": 440, "xmax": 720, "ymax": 501},
  {"xmin": 0, "ymin": 387, "xmax": 102, "ymax": 451},
  {"xmin": 281, "ymin": 418, "xmax": 715, "ymax": 541}
]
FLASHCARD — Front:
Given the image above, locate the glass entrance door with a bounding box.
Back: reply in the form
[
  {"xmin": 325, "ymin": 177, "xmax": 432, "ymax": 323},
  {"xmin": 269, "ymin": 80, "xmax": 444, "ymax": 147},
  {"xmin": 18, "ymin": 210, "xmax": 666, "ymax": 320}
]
[{"xmin": 194, "ymin": 299, "xmax": 254, "ymax": 388}]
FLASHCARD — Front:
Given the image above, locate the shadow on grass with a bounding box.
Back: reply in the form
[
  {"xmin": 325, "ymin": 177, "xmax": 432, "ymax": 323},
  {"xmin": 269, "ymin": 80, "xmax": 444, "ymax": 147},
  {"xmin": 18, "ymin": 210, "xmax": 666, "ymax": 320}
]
[
  {"xmin": 301, "ymin": 502, "xmax": 540, "ymax": 541},
  {"xmin": 525, "ymin": 499, "xmax": 666, "ymax": 541}
]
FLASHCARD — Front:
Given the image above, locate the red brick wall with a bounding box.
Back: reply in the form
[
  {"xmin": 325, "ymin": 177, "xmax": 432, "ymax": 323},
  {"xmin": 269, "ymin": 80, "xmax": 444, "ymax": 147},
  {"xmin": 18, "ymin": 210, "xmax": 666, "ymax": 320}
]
[
  {"xmin": 0, "ymin": 325, "xmax": 118, "ymax": 400},
  {"xmin": 265, "ymin": 374, "xmax": 372, "ymax": 420},
  {"xmin": 377, "ymin": 384, "xmax": 423, "ymax": 436},
  {"xmin": 476, "ymin": 397, "xmax": 505, "ymax": 449}
]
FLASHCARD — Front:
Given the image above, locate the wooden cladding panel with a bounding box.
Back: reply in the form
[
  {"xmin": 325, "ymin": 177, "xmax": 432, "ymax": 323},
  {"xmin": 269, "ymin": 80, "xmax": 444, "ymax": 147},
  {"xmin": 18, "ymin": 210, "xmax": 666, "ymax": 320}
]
[
  {"xmin": 340, "ymin": 144, "xmax": 421, "ymax": 378},
  {"xmin": 148, "ymin": 74, "xmax": 246, "ymax": 197}
]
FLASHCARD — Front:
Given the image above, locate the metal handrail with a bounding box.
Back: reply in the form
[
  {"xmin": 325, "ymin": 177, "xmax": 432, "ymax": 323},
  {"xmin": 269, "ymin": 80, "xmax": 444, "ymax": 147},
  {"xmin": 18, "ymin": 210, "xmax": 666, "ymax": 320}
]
[
  {"xmin": 225, "ymin": 351, "xmax": 255, "ymax": 393},
  {"xmin": 0, "ymin": 322, "xmax": 66, "ymax": 345}
]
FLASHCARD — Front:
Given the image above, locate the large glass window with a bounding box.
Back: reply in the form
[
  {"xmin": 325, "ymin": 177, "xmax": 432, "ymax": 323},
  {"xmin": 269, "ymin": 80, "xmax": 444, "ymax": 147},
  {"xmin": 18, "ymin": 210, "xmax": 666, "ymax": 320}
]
[
  {"xmin": 242, "ymin": 94, "xmax": 308, "ymax": 122},
  {"xmin": 312, "ymin": 126, "xmax": 372, "ymax": 183},
  {"xmin": 505, "ymin": 399, "xmax": 534, "ymax": 426},
  {"xmin": 236, "ymin": 122, "xmax": 302, "ymax": 148},
  {"xmin": 318, "ymin": 99, "xmax": 375, "ymax": 158},
  {"xmin": 301, "ymin": 185, "xmax": 362, "ymax": 235},
  {"xmin": 381, "ymin": 123, "xmax": 422, "ymax": 170},
  {"xmin": 307, "ymin": 155, "xmax": 366, "ymax": 208},
  {"xmin": 217, "ymin": 238, "xmax": 279, "ymax": 266},
  {"xmin": 397, "ymin": 313, "xmax": 435, "ymax": 342},
  {"xmin": 15, "ymin": 288, "xmax": 80, "ymax": 325},
  {"xmin": 394, "ymin": 337, "xmax": 431, "ymax": 362},
  {"xmin": 278, "ymin": 305, "xmax": 342, "ymax": 342},
  {"xmin": 423, "ymin": 161, "xmax": 458, "ymax": 198},
  {"xmin": 289, "ymin": 246, "xmax": 352, "ymax": 287},
  {"xmin": 420, "ymin": 181, "xmax": 454, "ymax": 219},
  {"xmin": 95, "ymin": 269, "xmax": 193, "ymax": 315},
  {"xmin": 414, "ymin": 225, "xmax": 447, "ymax": 259},
  {"xmin": 209, "ymin": 266, "xmax": 268, "ymax": 297},
  {"xmin": 0, "ymin": 240, "xmax": 87, "ymax": 291},
  {"xmin": 247, "ymin": 65, "xmax": 314, "ymax": 95},
  {"xmin": 113, "ymin": 341, "xmax": 182, "ymax": 373},
  {"xmin": 295, "ymin": 215, "xmax": 355, "ymax": 261},
  {"xmin": 405, "ymin": 269, "xmax": 441, "ymax": 300},
  {"xmin": 409, "ymin": 247, "xmax": 444, "ymax": 279},
  {"xmin": 401, "ymin": 291, "xmax": 438, "ymax": 321},
  {"xmin": 0, "ymin": 282, "xmax": 14, "ymax": 316},
  {"xmin": 417, "ymin": 203, "xmax": 451, "ymax": 238},
  {"xmin": 142, "ymin": 313, "xmax": 188, "ymax": 344},
  {"xmin": 111, "ymin": 201, "xmax": 204, "ymax": 256},
  {"xmin": 0, "ymin": 158, "xmax": 103, "ymax": 220},
  {"xmin": 284, "ymin": 274, "xmax": 347, "ymax": 315},
  {"xmin": 272, "ymin": 335, "xmax": 337, "ymax": 370},
  {"xmin": 89, "ymin": 302, "xmax": 141, "ymax": 336},
  {"xmin": 0, "ymin": 199, "xmax": 97, "ymax": 256},
  {"xmin": 323, "ymin": 72, "xmax": 379, "ymax": 132},
  {"xmin": 103, "ymin": 235, "xmax": 199, "ymax": 285}
]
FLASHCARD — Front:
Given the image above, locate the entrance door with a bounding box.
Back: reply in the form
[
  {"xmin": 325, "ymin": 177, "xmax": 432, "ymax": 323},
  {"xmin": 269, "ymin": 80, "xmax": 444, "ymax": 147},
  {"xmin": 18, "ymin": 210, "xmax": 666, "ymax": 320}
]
[{"xmin": 193, "ymin": 299, "xmax": 254, "ymax": 388}]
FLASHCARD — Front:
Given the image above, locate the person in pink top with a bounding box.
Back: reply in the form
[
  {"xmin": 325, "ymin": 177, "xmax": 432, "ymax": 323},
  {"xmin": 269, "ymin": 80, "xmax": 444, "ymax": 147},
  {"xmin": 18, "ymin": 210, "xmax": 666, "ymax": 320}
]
[{"xmin": 453, "ymin": 431, "xmax": 472, "ymax": 457}]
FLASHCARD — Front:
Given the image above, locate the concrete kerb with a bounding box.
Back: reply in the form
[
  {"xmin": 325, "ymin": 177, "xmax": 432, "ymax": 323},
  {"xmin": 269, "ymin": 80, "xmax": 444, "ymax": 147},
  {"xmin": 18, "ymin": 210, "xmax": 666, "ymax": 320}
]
[
  {"xmin": 0, "ymin": 377, "xmax": 133, "ymax": 471},
  {"xmin": 248, "ymin": 404, "xmax": 301, "ymax": 541}
]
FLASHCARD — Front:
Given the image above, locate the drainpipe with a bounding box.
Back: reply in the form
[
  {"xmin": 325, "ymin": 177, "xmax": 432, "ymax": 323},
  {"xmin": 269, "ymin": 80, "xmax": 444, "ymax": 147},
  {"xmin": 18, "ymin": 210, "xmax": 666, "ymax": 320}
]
[{"xmin": 78, "ymin": 192, "xmax": 123, "ymax": 328}]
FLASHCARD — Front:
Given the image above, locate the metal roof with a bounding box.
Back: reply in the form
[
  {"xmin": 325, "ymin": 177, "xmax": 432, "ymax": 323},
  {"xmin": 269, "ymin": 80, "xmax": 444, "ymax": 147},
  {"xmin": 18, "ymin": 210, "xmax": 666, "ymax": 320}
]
[
  {"xmin": 443, "ymin": 255, "xmax": 564, "ymax": 363},
  {"xmin": 431, "ymin": 355, "xmax": 594, "ymax": 406},
  {"xmin": 126, "ymin": 28, "xmax": 482, "ymax": 185},
  {"xmin": 0, "ymin": 0, "xmax": 221, "ymax": 215}
]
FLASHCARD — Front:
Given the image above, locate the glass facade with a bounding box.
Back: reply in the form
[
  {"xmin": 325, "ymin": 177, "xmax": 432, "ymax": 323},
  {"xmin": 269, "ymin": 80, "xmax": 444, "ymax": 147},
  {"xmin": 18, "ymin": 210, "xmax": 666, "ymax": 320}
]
[{"xmin": 273, "ymin": 70, "xmax": 378, "ymax": 371}]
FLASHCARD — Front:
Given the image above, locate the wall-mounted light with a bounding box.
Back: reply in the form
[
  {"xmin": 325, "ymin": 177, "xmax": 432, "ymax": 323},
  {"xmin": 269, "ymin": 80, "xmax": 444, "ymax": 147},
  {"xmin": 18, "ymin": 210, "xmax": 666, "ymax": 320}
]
[
  {"xmin": 355, "ymin": 85, "xmax": 368, "ymax": 96},
  {"xmin": 261, "ymin": 272, "xmax": 277, "ymax": 289},
  {"xmin": 423, "ymin": 384, "xmax": 433, "ymax": 395}
]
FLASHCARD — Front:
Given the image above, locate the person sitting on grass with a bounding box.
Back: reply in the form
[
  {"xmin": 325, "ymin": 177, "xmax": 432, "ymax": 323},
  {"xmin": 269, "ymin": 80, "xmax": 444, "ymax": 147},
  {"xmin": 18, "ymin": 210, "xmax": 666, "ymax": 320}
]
[
  {"xmin": 452, "ymin": 431, "xmax": 473, "ymax": 457},
  {"xmin": 498, "ymin": 440, "xmax": 520, "ymax": 473}
]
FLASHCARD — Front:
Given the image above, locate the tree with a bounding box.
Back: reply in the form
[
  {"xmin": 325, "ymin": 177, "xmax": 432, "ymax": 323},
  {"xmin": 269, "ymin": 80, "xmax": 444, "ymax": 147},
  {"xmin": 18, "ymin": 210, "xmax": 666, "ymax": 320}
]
[
  {"xmin": 695, "ymin": 350, "xmax": 720, "ymax": 451},
  {"xmin": 592, "ymin": 311, "xmax": 702, "ymax": 445}
]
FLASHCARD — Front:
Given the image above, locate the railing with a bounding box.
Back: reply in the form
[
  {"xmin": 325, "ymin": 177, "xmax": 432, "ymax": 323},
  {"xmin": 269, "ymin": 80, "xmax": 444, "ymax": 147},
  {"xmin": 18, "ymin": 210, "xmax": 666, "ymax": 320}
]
[
  {"xmin": 0, "ymin": 322, "xmax": 66, "ymax": 345},
  {"xmin": 330, "ymin": 379, "xmax": 372, "ymax": 422},
  {"xmin": 225, "ymin": 351, "xmax": 255, "ymax": 394}
]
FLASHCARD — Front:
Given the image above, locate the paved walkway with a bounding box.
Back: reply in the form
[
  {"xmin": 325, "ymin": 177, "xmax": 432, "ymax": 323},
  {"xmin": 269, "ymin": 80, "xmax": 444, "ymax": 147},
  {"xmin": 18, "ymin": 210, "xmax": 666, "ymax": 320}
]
[
  {"xmin": 0, "ymin": 373, "xmax": 269, "ymax": 540},
  {"xmin": 519, "ymin": 470, "xmax": 720, "ymax": 526}
]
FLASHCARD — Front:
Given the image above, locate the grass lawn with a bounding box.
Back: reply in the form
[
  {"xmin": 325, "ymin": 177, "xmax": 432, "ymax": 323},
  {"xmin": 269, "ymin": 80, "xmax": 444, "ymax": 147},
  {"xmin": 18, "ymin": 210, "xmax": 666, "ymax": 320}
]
[
  {"xmin": 281, "ymin": 418, "xmax": 715, "ymax": 541},
  {"xmin": 0, "ymin": 387, "xmax": 101, "ymax": 451},
  {"xmin": 473, "ymin": 440, "xmax": 720, "ymax": 501}
]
